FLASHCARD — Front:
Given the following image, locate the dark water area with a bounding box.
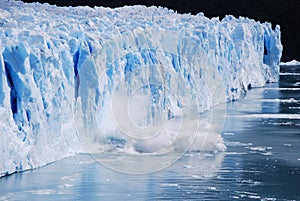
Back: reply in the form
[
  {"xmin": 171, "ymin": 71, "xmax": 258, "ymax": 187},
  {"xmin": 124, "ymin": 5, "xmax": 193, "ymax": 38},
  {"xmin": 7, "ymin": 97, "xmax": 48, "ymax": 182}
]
[{"xmin": 1, "ymin": 66, "xmax": 300, "ymax": 200}]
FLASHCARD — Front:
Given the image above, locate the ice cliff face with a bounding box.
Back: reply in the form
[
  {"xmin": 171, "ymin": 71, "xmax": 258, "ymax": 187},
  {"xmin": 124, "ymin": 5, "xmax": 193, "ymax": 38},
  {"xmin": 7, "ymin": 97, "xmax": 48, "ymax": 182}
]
[{"xmin": 0, "ymin": 1, "xmax": 282, "ymax": 177}]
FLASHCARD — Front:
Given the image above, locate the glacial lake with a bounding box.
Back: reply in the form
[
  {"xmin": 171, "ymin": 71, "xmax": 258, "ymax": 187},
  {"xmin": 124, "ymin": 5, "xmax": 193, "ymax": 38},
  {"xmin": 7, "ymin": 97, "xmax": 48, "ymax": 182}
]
[{"xmin": 1, "ymin": 65, "xmax": 300, "ymax": 201}]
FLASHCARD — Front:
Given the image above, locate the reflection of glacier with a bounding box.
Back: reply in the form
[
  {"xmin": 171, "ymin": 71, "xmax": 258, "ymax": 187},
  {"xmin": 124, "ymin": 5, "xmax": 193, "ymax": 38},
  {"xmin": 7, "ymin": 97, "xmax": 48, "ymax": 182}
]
[
  {"xmin": 0, "ymin": 153, "xmax": 225, "ymax": 199},
  {"xmin": 0, "ymin": 1, "xmax": 282, "ymax": 177}
]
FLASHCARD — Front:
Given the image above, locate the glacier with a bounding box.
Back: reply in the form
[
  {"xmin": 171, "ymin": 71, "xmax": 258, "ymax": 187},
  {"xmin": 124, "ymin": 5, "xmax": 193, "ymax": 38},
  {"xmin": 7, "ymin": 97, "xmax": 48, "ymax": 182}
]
[{"xmin": 0, "ymin": 1, "xmax": 282, "ymax": 176}]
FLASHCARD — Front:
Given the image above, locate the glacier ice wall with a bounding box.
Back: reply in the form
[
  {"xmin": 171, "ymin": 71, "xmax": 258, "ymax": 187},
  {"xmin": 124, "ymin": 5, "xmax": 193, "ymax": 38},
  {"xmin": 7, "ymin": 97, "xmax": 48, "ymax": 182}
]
[{"xmin": 0, "ymin": 1, "xmax": 282, "ymax": 177}]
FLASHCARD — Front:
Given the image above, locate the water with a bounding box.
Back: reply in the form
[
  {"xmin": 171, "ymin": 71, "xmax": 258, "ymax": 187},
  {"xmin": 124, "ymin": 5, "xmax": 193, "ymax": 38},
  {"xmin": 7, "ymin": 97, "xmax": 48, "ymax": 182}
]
[{"xmin": 1, "ymin": 66, "xmax": 300, "ymax": 201}]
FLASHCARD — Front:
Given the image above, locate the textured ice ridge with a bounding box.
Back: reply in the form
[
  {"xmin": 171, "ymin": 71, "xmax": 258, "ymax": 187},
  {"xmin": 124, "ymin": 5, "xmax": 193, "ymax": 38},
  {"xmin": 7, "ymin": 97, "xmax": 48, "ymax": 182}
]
[{"xmin": 0, "ymin": 1, "xmax": 282, "ymax": 177}]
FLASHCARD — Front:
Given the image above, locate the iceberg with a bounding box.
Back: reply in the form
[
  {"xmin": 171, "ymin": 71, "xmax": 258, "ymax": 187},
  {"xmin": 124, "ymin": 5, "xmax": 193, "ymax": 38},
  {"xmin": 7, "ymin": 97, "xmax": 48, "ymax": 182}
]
[
  {"xmin": 0, "ymin": 1, "xmax": 282, "ymax": 176},
  {"xmin": 280, "ymin": 60, "xmax": 300, "ymax": 66}
]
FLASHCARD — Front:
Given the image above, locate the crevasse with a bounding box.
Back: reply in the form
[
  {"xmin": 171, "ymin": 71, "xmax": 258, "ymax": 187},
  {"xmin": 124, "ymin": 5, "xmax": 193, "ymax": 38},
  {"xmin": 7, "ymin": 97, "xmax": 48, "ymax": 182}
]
[{"xmin": 0, "ymin": 1, "xmax": 282, "ymax": 177}]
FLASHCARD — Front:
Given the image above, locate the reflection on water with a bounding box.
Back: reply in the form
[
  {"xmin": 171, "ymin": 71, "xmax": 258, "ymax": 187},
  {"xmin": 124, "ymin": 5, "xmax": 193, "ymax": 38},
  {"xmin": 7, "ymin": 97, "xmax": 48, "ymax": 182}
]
[
  {"xmin": 1, "ymin": 66, "xmax": 300, "ymax": 200},
  {"xmin": 0, "ymin": 153, "xmax": 225, "ymax": 200}
]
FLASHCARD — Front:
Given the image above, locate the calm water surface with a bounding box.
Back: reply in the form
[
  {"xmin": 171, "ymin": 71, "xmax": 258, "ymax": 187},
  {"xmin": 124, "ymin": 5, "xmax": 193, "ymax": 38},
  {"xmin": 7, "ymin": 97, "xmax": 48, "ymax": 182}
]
[{"xmin": 1, "ymin": 66, "xmax": 300, "ymax": 201}]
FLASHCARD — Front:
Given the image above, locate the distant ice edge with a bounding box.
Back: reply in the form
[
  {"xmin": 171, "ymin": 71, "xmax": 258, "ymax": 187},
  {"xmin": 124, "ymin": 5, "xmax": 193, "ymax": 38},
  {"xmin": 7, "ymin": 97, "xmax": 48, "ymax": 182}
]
[{"xmin": 0, "ymin": 1, "xmax": 282, "ymax": 177}]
